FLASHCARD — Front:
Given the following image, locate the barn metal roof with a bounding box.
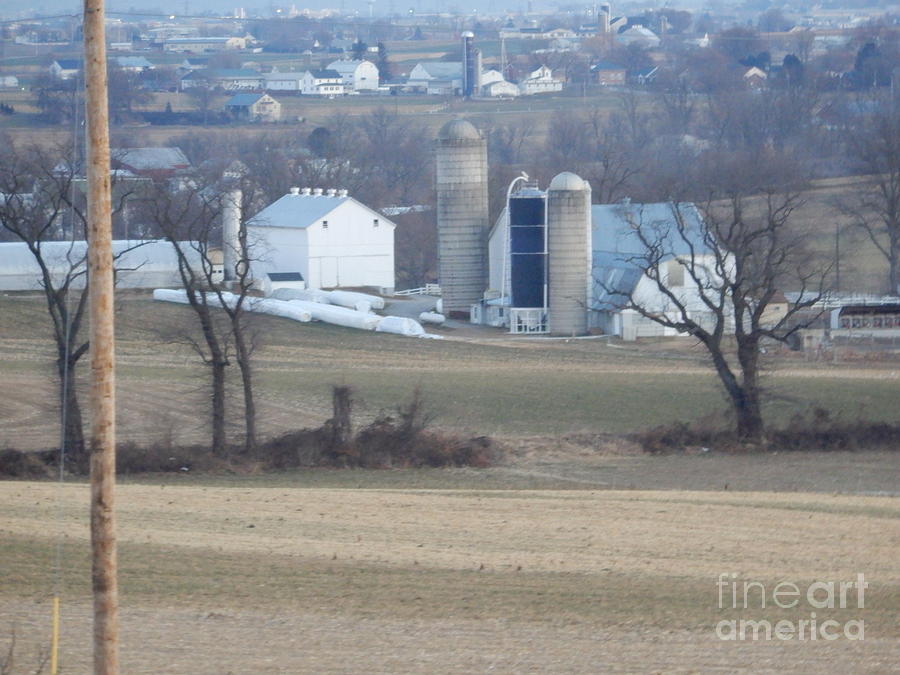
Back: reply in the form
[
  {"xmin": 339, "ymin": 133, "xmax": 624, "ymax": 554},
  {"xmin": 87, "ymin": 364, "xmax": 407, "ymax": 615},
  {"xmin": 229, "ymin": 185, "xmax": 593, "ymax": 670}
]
[
  {"xmin": 225, "ymin": 93, "xmax": 265, "ymax": 107},
  {"xmin": 247, "ymin": 193, "xmax": 350, "ymax": 229},
  {"xmin": 112, "ymin": 147, "xmax": 190, "ymax": 171}
]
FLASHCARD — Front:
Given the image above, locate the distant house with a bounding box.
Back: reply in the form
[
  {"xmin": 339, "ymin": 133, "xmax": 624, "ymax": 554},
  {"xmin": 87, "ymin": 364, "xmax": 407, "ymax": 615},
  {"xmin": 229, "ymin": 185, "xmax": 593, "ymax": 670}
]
[
  {"xmin": 110, "ymin": 147, "xmax": 191, "ymax": 178},
  {"xmin": 49, "ymin": 59, "xmax": 82, "ymax": 80},
  {"xmin": 406, "ymin": 62, "xmax": 463, "ymax": 94},
  {"xmin": 326, "ymin": 59, "xmax": 380, "ymax": 91},
  {"xmin": 225, "ymin": 93, "xmax": 281, "ymax": 122},
  {"xmin": 743, "ymin": 66, "xmax": 768, "ymax": 88},
  {"xmin": 591, "ymin": 61, "xmax": 626, "ymax": 86},
  {"xmin": 300, "ymin": 70, "xmax": 344, "ymax": 96},
  {"xmin": 113, "ymin": 56, "xmax": 155, "ymax": 72},
  {"xmin": 518, "ymin": 66, "xmax": 562, "ymax": 95},
  {"xmin": 247, "ymin": 187, "xmax": 396, "ymax": 291},
  {"xmin": 0, "ymin": 75, "xmax": 19, "ymax": 89}
]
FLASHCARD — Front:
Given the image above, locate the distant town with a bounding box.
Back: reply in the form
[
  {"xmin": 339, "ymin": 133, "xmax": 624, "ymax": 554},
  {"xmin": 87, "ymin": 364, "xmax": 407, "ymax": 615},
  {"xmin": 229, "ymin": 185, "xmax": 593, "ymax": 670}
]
[{"xmin": 0, "ymin": 2, "xmax": 897, "ymax": 125}]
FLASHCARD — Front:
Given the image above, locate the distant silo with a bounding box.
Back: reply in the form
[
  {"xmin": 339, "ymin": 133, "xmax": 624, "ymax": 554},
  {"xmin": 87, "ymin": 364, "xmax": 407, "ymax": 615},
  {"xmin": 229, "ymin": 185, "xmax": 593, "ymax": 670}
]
[
  {"xmin": 461, "ymin": 31, "xmax": 479, "ymax": 97},
  {"xmin": 222, "ymin": 188, "xmax": 242, "ymax": 281},
  {"xmin": 435, "ymin": 119, "xmax": 489, "ymax": 316},
  {"xmin": 599, "ymin": 4, "xmax": 611, "ymax": 33},
  {"xmin": 547, "ymin": 172, "xmax": 591, "ymax": 336}
]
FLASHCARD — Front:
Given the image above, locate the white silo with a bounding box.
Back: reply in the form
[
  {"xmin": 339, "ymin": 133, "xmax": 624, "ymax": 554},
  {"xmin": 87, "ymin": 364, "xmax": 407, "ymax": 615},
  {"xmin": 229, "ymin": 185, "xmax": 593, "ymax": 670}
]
[
  {"xmin": 547, "ymin": 172, "xmax": 592, "ymax": 336},
  {"xmin": 222, "ymin": 188, "xmax": 242, "ymax": 281},
  {"xmin": 435, "ymin": 119, "xmax": 489, "ymax": 317}
]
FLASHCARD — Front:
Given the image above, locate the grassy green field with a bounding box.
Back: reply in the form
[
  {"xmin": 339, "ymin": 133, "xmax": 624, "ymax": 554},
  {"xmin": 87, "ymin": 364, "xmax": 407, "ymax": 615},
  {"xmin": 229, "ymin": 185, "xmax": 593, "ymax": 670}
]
[{"xmin": 0, "ymin": 292, "xmax": 898, "ymax": 452}]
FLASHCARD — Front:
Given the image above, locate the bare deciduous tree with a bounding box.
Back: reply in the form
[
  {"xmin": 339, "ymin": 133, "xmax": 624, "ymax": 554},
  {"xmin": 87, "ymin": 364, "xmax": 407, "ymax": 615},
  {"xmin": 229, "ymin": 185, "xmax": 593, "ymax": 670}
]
[
  {"xmin": 145, "ymin": 180, "xmax": 231, "ymax": 455},
  {"xmin": 845, "ymin": 102, "xmax": 900, "ymax": 293},
  {"xmin": 606, "ymin": 153, "xmax": 830, "ymax": 442},
  {"xmin": 0, "ymin": 139, "xmax": 134, "ymax": 466}
]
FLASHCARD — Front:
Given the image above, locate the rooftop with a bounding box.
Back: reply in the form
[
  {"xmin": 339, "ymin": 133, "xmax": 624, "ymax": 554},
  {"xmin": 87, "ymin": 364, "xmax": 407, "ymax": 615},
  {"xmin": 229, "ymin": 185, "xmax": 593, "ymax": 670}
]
[{"xmin": 247, "ymin": 190, "xmax": 351, "ymax": 229}]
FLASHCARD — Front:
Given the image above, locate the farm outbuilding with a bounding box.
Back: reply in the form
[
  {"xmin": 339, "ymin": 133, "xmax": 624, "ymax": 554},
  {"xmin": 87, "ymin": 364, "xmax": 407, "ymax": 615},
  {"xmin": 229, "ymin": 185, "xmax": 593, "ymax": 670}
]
[
  {"xmin": 247, "ymin": 188, "xmax": 396, "ymax": 292},
  {"xmin": 224, "ymin": 93, "xmax": 281, "ymax": 122},
  {"xmin": 0, "ymin": 240, "xmax": 210, "ymax": 291}
]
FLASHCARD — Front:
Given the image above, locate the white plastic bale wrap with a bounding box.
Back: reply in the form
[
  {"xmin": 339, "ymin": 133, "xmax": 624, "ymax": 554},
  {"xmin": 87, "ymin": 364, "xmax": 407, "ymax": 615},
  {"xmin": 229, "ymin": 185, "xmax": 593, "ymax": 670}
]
[
  {"xmin": 375, "ymin": 316, "xmax": 426, "ymax": 337},
  {"xmin": 435, "ymin": 298, "xmax": 443, "ymax": 314},
  {"xmin": 288, "ymin": 300, "xmax": 381, "ymax": 330},
  {"xmin": 154, "ymin": 289, "xmax": 312, "ymax": 322},
  {"xmin": 419, "ymin": 312, "xmax": 446, "ymax": 325},
  {"xmin": 245, "ymin": 298, "xmax": 312, "ymax": 323},
  {"xmin": 270, "ymin": 287, "xmax": 331, "ymax": 304},
  {"xmin": 152, "ymin": 288, "xmax": 192, "ymax": 305},
  {"xmin": 326, "ymin": 289, "xmax": 386, "ymax": 310},
  {"xmin": 354, "ymin": 300, "xmax": 373, "ymax": 313}
]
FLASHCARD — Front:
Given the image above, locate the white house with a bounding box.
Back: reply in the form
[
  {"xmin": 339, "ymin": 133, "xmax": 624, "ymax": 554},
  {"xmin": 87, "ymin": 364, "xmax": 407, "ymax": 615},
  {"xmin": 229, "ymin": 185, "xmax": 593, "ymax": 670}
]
[
  {"xmin": 247, "ymin": 187, "xmax": 395, "ymax": 291},
  {"xmin": 518, "ymin": 66, "xmax": 563, "ymax": 95},
  {"xmin": 0, "ymin": 75, "xmax": 19, "ymax": 89},
  {"xmin": 300, "ymin": 70, "xmax": 344, "ymax": 96},
  {"xmin": 326, "ymin": 59, "xmax": 379, "ymax": 91}
]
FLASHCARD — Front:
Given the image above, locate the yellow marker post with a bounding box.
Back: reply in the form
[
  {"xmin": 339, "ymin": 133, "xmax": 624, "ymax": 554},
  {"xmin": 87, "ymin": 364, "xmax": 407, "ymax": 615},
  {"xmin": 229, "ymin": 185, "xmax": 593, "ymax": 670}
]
[{"xmin": 50, "ymin": 595, "xmax": 59, "ymax": 675}]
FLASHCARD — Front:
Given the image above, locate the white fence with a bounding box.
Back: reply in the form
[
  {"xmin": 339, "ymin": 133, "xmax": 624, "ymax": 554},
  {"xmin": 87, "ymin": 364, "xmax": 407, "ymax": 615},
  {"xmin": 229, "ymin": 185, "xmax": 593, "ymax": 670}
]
[{"xmin": 394, "ymin": 283, "xmax": 441, "ymax": 297}]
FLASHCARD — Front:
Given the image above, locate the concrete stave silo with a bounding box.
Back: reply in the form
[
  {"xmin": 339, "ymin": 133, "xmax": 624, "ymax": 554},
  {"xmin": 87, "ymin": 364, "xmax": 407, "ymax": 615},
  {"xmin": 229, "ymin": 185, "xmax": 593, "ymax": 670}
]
[
  {"xmin": 435, "ymin": 119, "xmax": 489, "ymax": 317},
  {"xmin": 222, "ymin": 188, "xmax": 242, "ymax": 281},
  {"xmin": 547, "ymin": 172, "xmax": 592, "ymax": 336}
]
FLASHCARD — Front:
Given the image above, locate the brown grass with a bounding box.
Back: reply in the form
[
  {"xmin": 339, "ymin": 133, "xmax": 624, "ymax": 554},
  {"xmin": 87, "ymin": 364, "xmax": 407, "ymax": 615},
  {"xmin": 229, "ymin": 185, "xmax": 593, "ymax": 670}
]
[{"xmin": 1, "ymin": 480, "xmax": 897, "ymax": 671}]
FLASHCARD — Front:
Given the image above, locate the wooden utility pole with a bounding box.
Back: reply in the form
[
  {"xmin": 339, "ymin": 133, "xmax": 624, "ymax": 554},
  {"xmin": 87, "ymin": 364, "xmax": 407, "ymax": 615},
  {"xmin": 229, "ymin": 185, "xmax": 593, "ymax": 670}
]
[{"xmin": 83, "ymin": 0, "xmax": 119, "ymax": 672}]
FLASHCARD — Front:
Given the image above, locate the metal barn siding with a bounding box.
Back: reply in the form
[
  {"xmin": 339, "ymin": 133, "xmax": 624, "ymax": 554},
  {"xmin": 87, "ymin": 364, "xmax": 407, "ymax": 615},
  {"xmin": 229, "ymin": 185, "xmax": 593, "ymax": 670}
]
[
  {"xmin": 435, "ymin": 119, "xmax": 489, "ymax": 316},
  {"xmin": 547, "ymin": 172, "xmax": 592, "ymax": 336}
]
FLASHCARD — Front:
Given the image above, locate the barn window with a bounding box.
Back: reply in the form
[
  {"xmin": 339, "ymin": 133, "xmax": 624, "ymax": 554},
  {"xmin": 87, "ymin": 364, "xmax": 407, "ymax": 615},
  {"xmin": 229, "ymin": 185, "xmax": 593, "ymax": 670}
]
[
  {"xmin": 373, "ymin": 218, "xmax": 379, "ymax": 227},
  {"xmin": 322, "ymin": 220, "xmax": 328, "ymax": 229}
]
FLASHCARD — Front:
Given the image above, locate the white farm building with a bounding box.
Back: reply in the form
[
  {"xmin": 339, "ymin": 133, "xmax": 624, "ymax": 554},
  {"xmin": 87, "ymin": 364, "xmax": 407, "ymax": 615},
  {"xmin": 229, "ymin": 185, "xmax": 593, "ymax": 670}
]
[
  {"xmin": 326, "ymin": 59, "xmax": 379, "ymax": 91},
  {"xmin": 247, "ymin": 188, "xmax": 396, "ymax": 292},
  {"xmin": 0, "ymin": 240, "xmax": 209, "ymax": 291}
]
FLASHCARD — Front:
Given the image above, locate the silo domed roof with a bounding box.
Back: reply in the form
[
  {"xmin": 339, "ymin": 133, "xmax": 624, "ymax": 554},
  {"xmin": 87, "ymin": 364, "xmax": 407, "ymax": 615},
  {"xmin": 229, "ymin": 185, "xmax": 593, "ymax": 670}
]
[
  {"xmin": 438, "ymin": 119, "xmax": 481, "ymax": 141},
  {"xmin": 549, "ymin": 171, "xmax": 586, "ymax": 191}
]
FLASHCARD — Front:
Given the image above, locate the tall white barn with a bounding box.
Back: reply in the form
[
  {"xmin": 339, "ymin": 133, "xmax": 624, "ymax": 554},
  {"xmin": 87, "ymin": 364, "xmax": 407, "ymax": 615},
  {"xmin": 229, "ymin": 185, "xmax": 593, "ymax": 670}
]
[{"xmin": 247, "ymin": 188, "xmax": 395, "ymax": 292}]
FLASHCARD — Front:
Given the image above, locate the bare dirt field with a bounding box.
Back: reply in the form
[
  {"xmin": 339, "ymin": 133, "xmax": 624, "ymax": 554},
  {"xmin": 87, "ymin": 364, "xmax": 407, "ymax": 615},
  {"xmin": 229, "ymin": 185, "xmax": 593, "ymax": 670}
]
[
  {"xmin": 2, "ymin": 456, "xmax": 899, "ymax": 673},
  {"xmin": 2, "ymin": 294, "xmax": 899, "ymax": 672}
]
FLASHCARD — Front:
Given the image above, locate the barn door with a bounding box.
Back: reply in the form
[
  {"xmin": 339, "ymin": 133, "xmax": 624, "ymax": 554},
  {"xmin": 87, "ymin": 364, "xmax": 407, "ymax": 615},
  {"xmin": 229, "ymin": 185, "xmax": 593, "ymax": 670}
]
[{"xmin": 320, "ymin": 257, "xmax": 338, "ymax": 288}]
